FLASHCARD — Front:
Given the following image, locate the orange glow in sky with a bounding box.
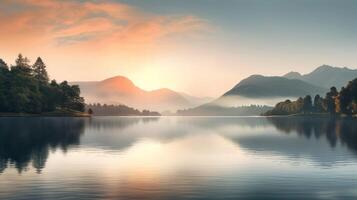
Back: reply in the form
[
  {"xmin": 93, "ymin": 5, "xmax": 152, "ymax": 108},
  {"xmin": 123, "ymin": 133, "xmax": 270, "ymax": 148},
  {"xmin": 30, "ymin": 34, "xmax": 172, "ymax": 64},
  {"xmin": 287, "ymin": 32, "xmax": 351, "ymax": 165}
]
[{"xmin": 1, "ymin": 0, "xmax": 356, "ymax": 97}]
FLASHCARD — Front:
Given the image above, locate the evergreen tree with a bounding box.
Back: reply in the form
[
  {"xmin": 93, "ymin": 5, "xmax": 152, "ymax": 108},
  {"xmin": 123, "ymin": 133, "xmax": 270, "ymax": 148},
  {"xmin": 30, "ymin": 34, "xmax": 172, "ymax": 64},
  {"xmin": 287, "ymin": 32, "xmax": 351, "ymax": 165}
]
[
  {"xmin": 0, "ymin": 59, "xmax": 8, "ymax": 70},
  {"xmin": 32, "ymin": 57, "xmax": 49, "ymax": 83},
  {"xmin": 313, "ymin": 94, "xmax": 324, "ymax": 112},
  {"xmin": 13, "ymin": 54, "xmax": 31, "ymax": 71},
  {"xmin": 303, "ymin": 95, "xmax": 312, "ymax": 114},
  {"xmin": 325, "ymin": 87, "xmax": 338, "ymax": 114},
  {"xmin": 0, "ymin": 55, "xmax": 85, "ymax": 114},
  {"xmin": 8, "ymin": 54, "xmax": 41, "ymax": 113},
  {"xmin": 338, "ymin": 78, "xmax": 357, "ymax": 115},
  {"xmin": 0, "ymin": 59, "xmax": 9, "ymax": 111}
]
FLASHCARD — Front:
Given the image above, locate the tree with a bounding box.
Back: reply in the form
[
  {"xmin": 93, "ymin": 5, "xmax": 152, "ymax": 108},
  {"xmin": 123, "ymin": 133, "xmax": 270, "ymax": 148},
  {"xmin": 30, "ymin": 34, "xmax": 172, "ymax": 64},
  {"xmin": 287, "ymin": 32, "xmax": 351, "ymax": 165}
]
[
  {"xmin": 303, "ymin": 95, "xmax": 312, "ymax": 114},
  {"xmin": 338, "ymin": 87, "xmax": 351, "ymax": 114},
  {"xmin": 13, "ymin": 54, "xmax": 31, "ymax": 71},
  {"xmin": 325, "ymin": 87, "xmax": 338, "ymax": 115},
  {"xmin": 330, "ymin": 87, "xmax": 338, "ymax": 97},
  {"xmin": 58, "ymin": 81, "xmax": 85, "ymax": 112},
  {"xmin": 295, "ymin": 97, "xmax": 304, "ymax": 113},
  {"xmin": 88, "ymin": 108, "xmax": 93, "ymax": 115},
  {"xmin": 7, "ymin": 54, "xmax": 42, "ymax": 113},
  {"xmin": 32, "ymin": 57, "xmax": 49, "ymax": 83},
  {"xmin": 338, "ymin": 78, "xmax": 357, "ymax": 115},
  {"xmin": 313, "ymin": 94, "xmax": 324, "ymax": 113},
  {"xmin": 0, "ymin": 55, "xmax": 85, "ymax": 114},
  {"xmin": 0, "ymin": 59, "xmax": 8, "ymax": 70},
  {"xmin": 0, "ymin": 59, "xmax": 9, "ymax": 111},
  {"xmin": 265, "ymin": 79, "xmax": 357, "ymax": 116}
]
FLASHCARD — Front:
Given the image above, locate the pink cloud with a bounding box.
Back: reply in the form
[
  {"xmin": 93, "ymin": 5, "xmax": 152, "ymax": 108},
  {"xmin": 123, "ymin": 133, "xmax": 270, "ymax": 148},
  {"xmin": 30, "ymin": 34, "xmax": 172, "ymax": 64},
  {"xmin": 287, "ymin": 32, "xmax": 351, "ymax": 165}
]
[{"xmin": 0, "ymin": 0, "xmax": 208, "ymax": 47}]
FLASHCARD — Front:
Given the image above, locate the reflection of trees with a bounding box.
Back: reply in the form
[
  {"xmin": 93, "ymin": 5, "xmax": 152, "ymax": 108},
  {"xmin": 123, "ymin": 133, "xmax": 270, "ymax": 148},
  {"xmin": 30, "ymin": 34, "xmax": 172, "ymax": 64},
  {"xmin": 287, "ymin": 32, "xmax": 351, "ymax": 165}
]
[
  {"xmin": 87, "ymin": 117, "xmax": 159, "ymax": 131},
  {"xmin": 0, "ymin": 118, "xmax": 85, "ymax": 174},
  {"xmin": 268, "ymin": 117, "xmax": 357, "ymax": 151},
  {"xmin": 339, "ymin": 119, "xmax": 357, "ymax": 152}
]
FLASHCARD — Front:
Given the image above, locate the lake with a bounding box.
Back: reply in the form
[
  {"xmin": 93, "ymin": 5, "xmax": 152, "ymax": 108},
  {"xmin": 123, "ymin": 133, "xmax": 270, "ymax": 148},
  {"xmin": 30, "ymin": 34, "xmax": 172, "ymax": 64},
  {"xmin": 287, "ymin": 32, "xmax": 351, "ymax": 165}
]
[{"xmin": 0, "ymin": 116, "xmax": 357, "ymax": 200}]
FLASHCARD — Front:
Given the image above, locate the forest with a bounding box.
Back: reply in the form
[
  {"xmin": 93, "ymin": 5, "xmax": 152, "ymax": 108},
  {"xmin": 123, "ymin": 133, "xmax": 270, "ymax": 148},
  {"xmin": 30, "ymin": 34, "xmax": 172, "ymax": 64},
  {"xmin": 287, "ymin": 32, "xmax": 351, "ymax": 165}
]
[
  {"xmin": 265, "ymin": 78, "xmax": 357, "ymax": 116},
  {"xmin": 0, "ymin": 54, "xmax": 85, "ymax": 114}
]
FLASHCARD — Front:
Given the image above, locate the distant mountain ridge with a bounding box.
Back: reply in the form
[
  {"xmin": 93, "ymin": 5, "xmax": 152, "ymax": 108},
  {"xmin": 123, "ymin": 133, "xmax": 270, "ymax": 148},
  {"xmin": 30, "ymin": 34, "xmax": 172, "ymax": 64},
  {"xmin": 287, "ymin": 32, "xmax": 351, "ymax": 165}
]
[
  {"xmin": 283, "ymin": 65, "xmax": 357, "ymax": 89},
  {"xmin": 73, "ymin": 76, "xmax": 209, "ymax": 112},
  {"xmin": 224, "ymin": 65, "xmax": 357, "ymax": 99},
  {"xmin": 283, "ymin": 71, "xmax": 302, "ymax": 79},
  {"xmin": 177, "ymin": 65, "xmax": 357, "ymax": 116},
  {"xmin": 223, "ymin": 75, "xmax": 326, "ymax": 98},
  {"xmin": 73, "ymin": 65, "xmax": 356, "ymax": 115}
]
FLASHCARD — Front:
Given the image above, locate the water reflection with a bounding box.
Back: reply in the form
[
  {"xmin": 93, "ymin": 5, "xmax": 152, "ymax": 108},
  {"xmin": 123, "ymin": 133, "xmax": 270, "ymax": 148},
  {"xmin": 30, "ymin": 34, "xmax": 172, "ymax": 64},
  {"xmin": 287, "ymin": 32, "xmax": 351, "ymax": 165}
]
[
  {"xmin": 1, "ymin": 117, "xmax": 356, "ymax": 174},
  {"xmin": 84, "ymin": 116, "xmax": 357, "ymax": 166},
  {"xmin": 224, "ymin": 117, "xmax": 357, "ymax": 166},
  {"xmin": 0, "ymin": 118, "xmax": 86, "ymax": 174},
  {"xmin": 1, "ymin": 116, "xmax": 357, "ymax": 200},
  {"xmin": 87, "ymin": 116, "xmax": 160, "ymax": 131},
  {"xmin": 268, "ymin": 117, "xmax": 357, "ymax": 152}
]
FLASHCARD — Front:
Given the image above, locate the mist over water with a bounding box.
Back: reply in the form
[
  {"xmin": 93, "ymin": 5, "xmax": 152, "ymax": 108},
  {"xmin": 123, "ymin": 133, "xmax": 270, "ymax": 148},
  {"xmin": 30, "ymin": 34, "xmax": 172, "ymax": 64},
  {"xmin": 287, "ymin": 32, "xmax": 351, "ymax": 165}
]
[
  {"xmin": 0, "ymin": 116, "xmax": 357, "ymax": 200},
  {"xmin": 212, "ymin": 95, "xmax": 297, "ymax": 107}
]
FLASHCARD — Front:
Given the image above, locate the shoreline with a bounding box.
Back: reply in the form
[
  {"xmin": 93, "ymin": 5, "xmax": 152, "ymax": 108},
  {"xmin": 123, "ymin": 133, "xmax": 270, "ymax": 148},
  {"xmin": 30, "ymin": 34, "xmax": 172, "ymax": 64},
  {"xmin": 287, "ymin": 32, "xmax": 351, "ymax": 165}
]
[
  {"xmin": 1, "ymin": 113, "xmax": 355, "ymax": 118},
  {"xmin": 0, "ymin": 112, "xmax": 91, "ymax": 117},
  {"xmin": 263, "ymin": 113, "xmax": 357, "ymax": 118}
]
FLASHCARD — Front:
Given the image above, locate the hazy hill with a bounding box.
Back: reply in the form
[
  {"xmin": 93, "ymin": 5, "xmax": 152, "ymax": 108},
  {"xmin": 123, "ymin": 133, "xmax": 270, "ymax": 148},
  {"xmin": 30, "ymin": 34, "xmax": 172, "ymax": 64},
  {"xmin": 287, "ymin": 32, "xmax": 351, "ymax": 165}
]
[
  {"xmin": 73, "ymin": 76, "xmax": 203, "ymax": 112},
  {"xmin": 177, "ymin": 75, "xmax": 325, "ymax": 115},
  {"xmin": 223, "ymin": 75, "xmax": 326, "ymax": 98},
  {"xmin": 177, "ymin": 65, "xmax": 354, "ymax": 116},
  {"xmin": 179, "ymin": 92, "xmax": 214, "ymax": 106},
  {"xmin": 284, "ymin": 65, "xmax": 357, "ymax": 89},
  {"xmin": 283, "ymin": 71, "xmax": 302, "ymax": 79}
]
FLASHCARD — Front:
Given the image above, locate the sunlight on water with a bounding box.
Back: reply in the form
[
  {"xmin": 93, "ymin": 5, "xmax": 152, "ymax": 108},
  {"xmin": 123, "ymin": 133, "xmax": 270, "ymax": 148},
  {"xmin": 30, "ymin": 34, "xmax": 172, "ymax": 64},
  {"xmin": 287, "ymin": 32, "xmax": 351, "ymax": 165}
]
[{"xmin": 0, "ymin": 117, "xmax": 357, "ymax": 199}]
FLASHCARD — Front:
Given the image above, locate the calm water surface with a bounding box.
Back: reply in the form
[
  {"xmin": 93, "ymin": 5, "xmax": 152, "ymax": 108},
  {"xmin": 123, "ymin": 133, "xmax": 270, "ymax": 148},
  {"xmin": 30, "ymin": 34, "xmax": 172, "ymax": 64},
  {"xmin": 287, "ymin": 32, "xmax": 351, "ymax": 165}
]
[{"xmin": 0, "ymin": 116, "xmax": 357, "ymax": 200}]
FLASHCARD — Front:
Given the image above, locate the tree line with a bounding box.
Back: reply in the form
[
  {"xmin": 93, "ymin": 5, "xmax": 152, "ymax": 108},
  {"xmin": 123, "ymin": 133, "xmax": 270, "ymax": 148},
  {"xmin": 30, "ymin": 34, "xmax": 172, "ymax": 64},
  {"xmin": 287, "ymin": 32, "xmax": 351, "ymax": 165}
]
[
  {"xmin": 264, "ymin": 78, "xmax": 357, "ymax": 116},
  {"xmin": 86, "ymin": 103, "xmax": 161, "ymax": 116},
  {"xmin": 177, "ymin": 104, "xmax": 272, "ymax": 116},
  {"xmin": 0, "ymin": 54, "xmax": 85, "ymax": 114}
]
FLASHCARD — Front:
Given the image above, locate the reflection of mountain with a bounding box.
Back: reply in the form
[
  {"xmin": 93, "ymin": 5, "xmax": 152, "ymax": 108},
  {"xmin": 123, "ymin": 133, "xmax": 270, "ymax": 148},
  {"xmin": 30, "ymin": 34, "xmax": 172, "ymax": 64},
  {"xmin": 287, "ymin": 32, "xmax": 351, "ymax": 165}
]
[
  {"xmin": 82, "ymin": 117, "xmax": 187, "ymax": 152},
  {"xmin": 0, "ymin": 118, "xmax": 86, "ymax": 174},
  {"xmin": 83, "ymin": 116, "xmax": 357, "ymax": 167},
  {"xmin": 87, "ymin": 116, "xmax": 160, "ymax": 131},
  {"xmin": 228, "ymin": 117, "xmax": 357, "ymax": 166},
  {"xmin": 73, "ymin": 76, "xmax": 207, "ymax": 112},
  {"xmin": 2, "ymin": 116, "xmax": 356, "ymax": 174}
]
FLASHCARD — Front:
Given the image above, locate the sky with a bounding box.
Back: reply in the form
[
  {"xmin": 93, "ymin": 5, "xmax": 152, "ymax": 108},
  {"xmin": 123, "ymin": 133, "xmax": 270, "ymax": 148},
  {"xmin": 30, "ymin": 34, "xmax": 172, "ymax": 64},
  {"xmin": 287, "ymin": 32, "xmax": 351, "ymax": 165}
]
[{"xmin": 1, "ymin": 0, "xmax": 357, "ymax": 97}]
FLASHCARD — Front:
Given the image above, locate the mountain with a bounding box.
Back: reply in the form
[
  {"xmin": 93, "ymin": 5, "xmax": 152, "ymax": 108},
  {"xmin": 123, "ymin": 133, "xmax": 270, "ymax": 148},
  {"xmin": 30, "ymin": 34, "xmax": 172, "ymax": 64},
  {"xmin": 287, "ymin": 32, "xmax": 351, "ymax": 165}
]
[
  {"xmin": 178, "ymin": 65, "xmax": 356, "ymax": 116},
  {"xmin": 223, "ymin": 75, "xmax": 326, "ymax": 98},
  {"xmin": 73, "ymin": 76, "xmax": 200, "ymax": 112},
  {"xmin": 179, "ymin": 92, "xmax": 214, "ymax": 106},
  {"xmin": 283, "ymin": 71, "xmax": 302, "ymax": 79},
  {"xmin": 284, "ymin": 65, "xmax": 357, "ymax": 89}
]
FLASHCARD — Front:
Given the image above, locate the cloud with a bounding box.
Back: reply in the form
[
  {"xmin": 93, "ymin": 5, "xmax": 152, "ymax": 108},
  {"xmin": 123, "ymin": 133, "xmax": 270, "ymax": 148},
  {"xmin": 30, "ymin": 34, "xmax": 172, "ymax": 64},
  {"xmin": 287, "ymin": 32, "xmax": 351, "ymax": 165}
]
[
  {"xmin": 0, "ymin": 0, "xmax": 213, "ymax": 95},
  {"xmin": 0, "ymin": 0, "xmax": 208, "ymax": 47}
]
